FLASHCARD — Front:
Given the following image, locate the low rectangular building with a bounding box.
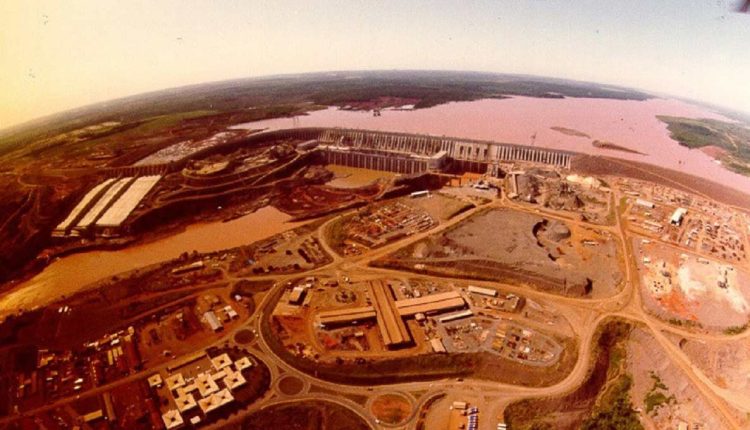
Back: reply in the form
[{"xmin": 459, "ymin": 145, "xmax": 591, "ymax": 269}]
[
  {"xmin": 317, "ymin": 306, "xmax": 377, "ymax": 327},
  {"xmin": 430, "ymin": 337, "xmax": 447, "ymax": 353},
  {"xmin": 203, "ymin": 311, "xmax": 223, "ymax": 332},
  {"xmin": 452, "ymin": 401, "xmax": 467, "ymax": 410},
  {"xmin": 468, "ymin": 285, "xmax": 497, "ymax": 297},
  {"xmin": 289, "ymin": 286, "xmax": 307, "ymax": 305},
  {"xmin": 370, "ymin": 280, "xmax": 412, "ymax": 348},
  {"xmin": 224, "ymin": 305, "xmax": 238, "ymax": 319},
  {"xmin": 439, "ymin": 309, "xmax": 474, "ymax": 323},
  {"xmin": 635, "ymin": 198, "xmax": 655, "ymax": 209},
  {"xmin": 396, "ymin": 291, "xmax": 466, "ymax": 316}
]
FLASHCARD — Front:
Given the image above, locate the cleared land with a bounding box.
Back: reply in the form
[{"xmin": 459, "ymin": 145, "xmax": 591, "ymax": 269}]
[
  {"xmin": 635, "ymin": 240, "xmax": 750, "ymax": 331},
  {"xmin": 679, "ymin": 336, "xmax": 750, "ymax": 412},
  {"xmin": 377, "ymin": 208, "xmax": 623, "ymax": 298},
  {"xmin": 627, "ymin": 328, "xmax": 728, "ymax": 429},
  {"xmin": 369, "ymin": 393, "xmax": 412, "ymax": 426}
]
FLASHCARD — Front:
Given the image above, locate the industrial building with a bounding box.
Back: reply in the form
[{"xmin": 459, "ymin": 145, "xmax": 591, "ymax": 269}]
[
  {"xmin": 439, "ymin": 309, "xmax": 474, "ymax": 323},
  {"xmin": 75, "ymin": 177, "xmax": 134, "ymax": 232},
  {"xmin": 671, "ymin": 207, "xmax": 688, "ymax": 226},
  {"xmin": 318, "ymin": 306, "xmax": 377, "ymax": 326},
  {"xmin": 317, "ymin": 281, "xmax": 467, "ymax": 349},
  {"xmin": 312, "ymin": 128, "xmax": 573, "ymax": 176},
  {"xmin": 430, "ymin": 338, "xmax": 447, "ymax": 353},
  {"xmin": 203, "ymin": 311, "xmax": 222, "ymax": 332},
  {"xmin": 95, "ymin": 175, "xmax": 161, "ymax": 230},
  {"xmin": 635, "ymin": 198, "xmax": 656, "ymax": 209},
  {"xmin": 395, "ymin": 291, "xmax": 466, "ymax": 316},
  {"xmin": 52, "ymin": 178, "xmax": 116, "ymax": 237},
  {"xmin": 288, "ymin": 286, "xmax": 307, "ymax": 305},
  {"xmin": 370, "ymin": 280, "xmax": 412, "ymax": 348},
  {"xmin": 52, "ymin": 175, "xmax": 162, "ymax": 238},
  {"xmin": 468, "ymin": 285, "xmax": 498, "ymax": 297}
]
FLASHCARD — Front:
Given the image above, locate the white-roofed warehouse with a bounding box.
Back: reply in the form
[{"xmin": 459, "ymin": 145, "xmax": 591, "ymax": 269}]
[{"xmin": 96, "ymin": 175, "xmax": 161, "ymax": 228}]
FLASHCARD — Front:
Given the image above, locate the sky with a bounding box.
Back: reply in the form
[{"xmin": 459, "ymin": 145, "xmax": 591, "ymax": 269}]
[{"xmin": 1, "ymin": 0, "xmax": 749, "ymax": 129}]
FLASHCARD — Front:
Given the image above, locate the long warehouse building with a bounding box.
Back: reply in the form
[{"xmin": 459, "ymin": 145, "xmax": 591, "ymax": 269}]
[
  {"xmin": 54, "ymin": 175, "xmax": 162, "ymax": 238},
  {"xmin": 318, "ymin": 306, "xmax": 377, "ymax": 326},
  {"xmin": 53, "ymin": 178, "xmax": 116, "ymax": 237},
  {"xmin": 370, "ymin": 280, "xmax": 412, "ymax": 349},
  {"xmin": 74, "ymin": 177, "xmax": 134, "ymax": 232},
  {"xmin": 395, "ymin": 291, "xmax": 466, "ymax": 316},
  {"xmin": 96, "ymin": 175, "xmax": 161, "ymax": 229}
]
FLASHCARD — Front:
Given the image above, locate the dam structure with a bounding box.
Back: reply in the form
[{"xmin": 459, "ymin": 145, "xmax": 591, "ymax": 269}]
[
  {"xmin": 312, "ymin": 128, "xmax": 574, "ymax": 175},
  {"xmin": 103, "ymin": 127, "xmax": 576, "ymax": 178}
]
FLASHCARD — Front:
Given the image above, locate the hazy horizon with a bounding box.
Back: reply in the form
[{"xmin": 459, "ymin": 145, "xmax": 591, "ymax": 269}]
[{"xmin": 2, "ymin": 0, "xmax": 750, "ymax": 129}]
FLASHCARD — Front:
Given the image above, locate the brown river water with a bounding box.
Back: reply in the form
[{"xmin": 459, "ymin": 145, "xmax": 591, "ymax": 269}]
[
  {"xmin": 325, "ymin": 165, "xmax": 396, "ymax": 188},
  {"xmin": 0, "ymin": 206, "xmax": 304, "ymax": 319},
  {"xmin": 236, "ymin": 96, "xmax": 750, "ymax": 194}
]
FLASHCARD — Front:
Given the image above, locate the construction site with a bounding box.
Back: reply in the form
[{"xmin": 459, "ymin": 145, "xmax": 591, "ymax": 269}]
[
  {"xmin": 622, "ymin": 179, "xmax": 747, "ymax": 264},
  {"xmin": 506, "ymin": 168, "xmax": 613, "ymax": 225},
  {"xmin": 5, "ymin": 115, "xmax": 750, "ymax": 430},
  {"xmin": 325, "ymin": 193, "xmax": 473, "ymax": 256},
  {"xmin": 635, "ymin": 239, "xmax": 750, "ymax": 330},
  {"xmin": 377, "ymin": 208, "xmax": 624, "ymax": 298}
]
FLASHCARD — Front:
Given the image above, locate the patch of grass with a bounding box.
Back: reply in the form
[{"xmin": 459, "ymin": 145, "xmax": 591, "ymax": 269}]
[
  {"xmin": 609, "ymin": 343, "xmax": 626, "ymax": 370},
  {"xmin": 724, "ymin": 324, "xmax": 749, "ymax": 335},
  {"xmin": 644, "ymin": 371, "xmax": 676, "ymax": 415},
  {"xmin": 667, "ymin": 318, "xmax": 700, "ymax": 329},
  {"xmin": 582, "ymin": 374, "xmax": 643, "ymax": 430}
]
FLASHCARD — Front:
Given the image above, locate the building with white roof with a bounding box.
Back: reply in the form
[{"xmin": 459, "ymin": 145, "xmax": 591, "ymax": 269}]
[
  {"xmin": 670, "ymin": 207, "xmax": 688, "ymax": 226},
  {"xmin": 224, "ymin": 305, "xmax": 239, "ymax": 319},
  {"xmin": 75, "ymin": 177, "xmax": 133, "ymax": 230},
  {"xmin": 234, "ymin": 356, "xmax": 253, "ymax": 371},
  {"xmin": 197, "ymin": 389, "xmax": 234, "ymax": 414},
  {"xmin": 468, "ymin": 285, "xmax": 497, "ymax": 297},
  {"xmin": 223, "ymin": 369, "xmax": 247, "ymax": 391},
  {"xmin": 203, "ymin": 311, "xmax": 223, "ymax": 332},
  {"xmin": 162, "ymin": 409, "xmax": 184, "ymax": 429},
  {"xmin": 165, "ymin": 373, "xmax": 186, "ymax": 391},
  {"xmin": 211, "ymin": 353, "xmax": 232, "ymax": 371},
  {"xmin": 96, "ymin": 175, "xmax": 161, "ymax": 228},
  {"xmin": 53, "ymin": 178, "xmax": 115, "ymax": 236},
  {"xmin": 196, "ymin": 373, "xmax": 220, "ymax": 397},
  {"xmin": 147, "ymin": 373, "xmax": 163, "ymax": 388},
  {"xmin": 175, "ymin": 393, "xmax": 197, "ymax": 413},
  {"xmin": 430, "ymin": 337, "xmax": 447, "ymax": 353}
]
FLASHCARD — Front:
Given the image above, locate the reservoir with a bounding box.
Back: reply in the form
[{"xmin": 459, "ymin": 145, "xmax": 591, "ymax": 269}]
[{"xmin": 234, "ymin": 96, "xmax": 750, "ymax": 193}]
